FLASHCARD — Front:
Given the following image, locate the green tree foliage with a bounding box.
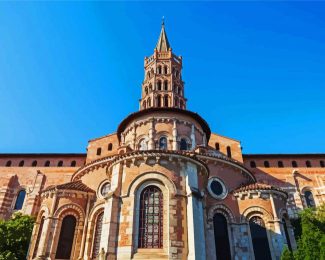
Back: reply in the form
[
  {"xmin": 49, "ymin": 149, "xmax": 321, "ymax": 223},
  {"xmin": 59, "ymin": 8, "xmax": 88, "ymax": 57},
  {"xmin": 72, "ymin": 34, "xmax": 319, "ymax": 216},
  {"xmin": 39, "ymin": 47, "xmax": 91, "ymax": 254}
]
[
  {"xmin": 0, "ymin": 213, "xmax": 35, "ymax": 260},
  {"xmin": 281, "ymin": 204, "xmax": 325, "ymax": 260}
]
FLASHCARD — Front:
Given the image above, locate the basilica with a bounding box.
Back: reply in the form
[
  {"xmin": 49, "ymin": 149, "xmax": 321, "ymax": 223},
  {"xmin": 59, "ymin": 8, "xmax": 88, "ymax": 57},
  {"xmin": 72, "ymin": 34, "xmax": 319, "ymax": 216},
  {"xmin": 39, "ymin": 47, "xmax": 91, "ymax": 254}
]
[{"xmin": 0, "ymin": 23, "xmax": 324, "ymax": 260}]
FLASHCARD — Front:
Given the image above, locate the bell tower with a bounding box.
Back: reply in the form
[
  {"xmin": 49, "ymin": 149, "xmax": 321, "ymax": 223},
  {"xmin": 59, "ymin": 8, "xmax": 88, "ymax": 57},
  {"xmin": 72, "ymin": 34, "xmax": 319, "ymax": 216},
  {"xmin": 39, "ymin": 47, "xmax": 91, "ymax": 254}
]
[{"xmin": 140, "ymin": 20, "xmax": 186, "ymax": 110}]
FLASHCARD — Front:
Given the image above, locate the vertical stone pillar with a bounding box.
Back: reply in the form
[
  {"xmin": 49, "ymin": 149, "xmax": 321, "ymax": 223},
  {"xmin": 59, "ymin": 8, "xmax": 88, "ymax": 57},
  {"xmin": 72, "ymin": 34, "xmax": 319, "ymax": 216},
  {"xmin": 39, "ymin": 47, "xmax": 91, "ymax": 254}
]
[
  {"xmin": 35, "ymin": 194, "xmax": 58, "ymax": 259},
  {"xmin": 203, "ymin": 133, "xmax": 207, "ymax": 147},
  {"xmin": 190, "ymin": 124, "xmax": 196, "ymax": 149},
  {"xmin": 172, "ymin": 119, "xmax": 178, "ymax": 150},
  {"xmin": 270, "ymin": 194, "xmax": 284, "ymax": 260},
  {"xmin": 183, "ymin": 163, "xmax": 206, "ymax": 260},
  {"xmin": 25, "ymin": 171, "xmax": 45, "ymax": 216},
  {"xmin": 99, "ymin": 163, "xmax": 121, "ymax": 258},
  {"xmin": 148, "ymin": 118, "xmax": 155, "ymax": 150},
  {"xmin": 132, "ymin": 123, "xmax": 137, "ymax": 150}
]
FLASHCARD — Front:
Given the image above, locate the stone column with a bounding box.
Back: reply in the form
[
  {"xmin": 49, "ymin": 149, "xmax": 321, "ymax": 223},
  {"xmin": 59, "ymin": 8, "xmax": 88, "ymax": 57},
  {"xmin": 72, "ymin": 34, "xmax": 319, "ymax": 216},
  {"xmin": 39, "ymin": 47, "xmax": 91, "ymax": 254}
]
[
  {"xmin": 99, "ymin": 163, "xmax": 121, "ymax": 258},
  {"xmin": 172, "ymin": 119, "xmax": 178, "ymax": 150},
  {"xmin": 190, "ymin": 124, "xmax": 196, "ymax": 149},
  {"xmin": 132, "ymin": 123, "xmax": 137, "ymax": 150},
  {"xmin": 148, "ymin": 118, "xmax": 155, "ymax": 150},
  {"xmin": 183, "ymin": 162, "xmax": 206, "ymax": 260},
  {"xmin": 270, "ymin": 194, "xmax": 284, "ymax": 260},
  {"xmin": 35, "ymin": 194, "xmax": 58, "ymax": 259}
]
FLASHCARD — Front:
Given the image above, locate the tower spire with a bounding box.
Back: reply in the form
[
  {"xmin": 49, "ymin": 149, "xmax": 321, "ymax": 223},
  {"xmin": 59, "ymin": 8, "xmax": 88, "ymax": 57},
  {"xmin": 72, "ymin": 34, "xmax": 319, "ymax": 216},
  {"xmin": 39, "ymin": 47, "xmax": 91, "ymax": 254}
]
[
  {"xmin": 140, "ymin": 21, "xmax": 185, "ymax": 111},
  {"xmin": 156, "ymin": 18, "xmax": 171, "ymax": 52}
]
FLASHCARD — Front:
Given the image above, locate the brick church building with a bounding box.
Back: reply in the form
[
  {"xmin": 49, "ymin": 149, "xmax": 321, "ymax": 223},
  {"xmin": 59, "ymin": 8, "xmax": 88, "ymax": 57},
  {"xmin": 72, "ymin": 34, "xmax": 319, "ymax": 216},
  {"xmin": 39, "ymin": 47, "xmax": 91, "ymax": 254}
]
[{"xmin": 0, "ymin": 22, "xmax": 324, "ymax": 260}]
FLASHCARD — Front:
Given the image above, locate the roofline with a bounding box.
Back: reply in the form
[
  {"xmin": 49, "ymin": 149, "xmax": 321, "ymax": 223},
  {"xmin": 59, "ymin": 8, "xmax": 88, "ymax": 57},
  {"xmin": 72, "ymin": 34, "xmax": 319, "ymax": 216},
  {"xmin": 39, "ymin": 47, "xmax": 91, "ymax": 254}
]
[
  {"xmin": 243, "ymin": 153, "xmax": 325, "ymax": 158},
  {"xmin": 210, "ymin": 133, "xmax": 241, "ymax": 143},
  {"xmin": 117, "ymin": 107, "xmax": 211, "ymax": 141},
  {"xmin": 88, "ymin": 132, "xmax": 117, "ymax": 142},
  {"xmin": 0, "ymin": 153, "xmax": 86, "ymax": 158}
]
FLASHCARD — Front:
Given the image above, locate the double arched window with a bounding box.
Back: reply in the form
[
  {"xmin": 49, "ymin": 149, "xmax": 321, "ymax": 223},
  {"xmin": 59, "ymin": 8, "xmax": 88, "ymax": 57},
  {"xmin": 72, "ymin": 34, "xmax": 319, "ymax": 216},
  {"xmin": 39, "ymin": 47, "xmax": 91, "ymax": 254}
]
[
  {"xmin": 164, "ymin": 81, "xmax": 168, "ymax": 91},
  {"xmin": 138, "ymin": 139, "xmax": 148, "ymax": 151},
  {"xmin": 138, "ymin": 186, "xmax": 163, "ymax": 248},
  {"xmin": 164, "ymin": 95, "xmax": 168, "ymax": 107},
  {"xmin": 180, "ymin": 138, "xmax": 188, "ymax": 151},
  {"xmin": 55, "ymin": 215, "xmax": 76, "ymax": 259},
  {"xmin": 213, "ymin": 213, "xmax": 231, "ymax": 260},
  {"xmin": 249, "ymin": 216, "xmax": 272, "ymax": 260},
  {"xmin": 14, "ymin": 189, "xmax": 26, "ymax": 210},
  {"xmin": 92, "ymin": 212, "xmax": 104, "ymax": 258},
  {"xmin": 159, "ymin": 137, "xmax": 168, "ymax": 150}
]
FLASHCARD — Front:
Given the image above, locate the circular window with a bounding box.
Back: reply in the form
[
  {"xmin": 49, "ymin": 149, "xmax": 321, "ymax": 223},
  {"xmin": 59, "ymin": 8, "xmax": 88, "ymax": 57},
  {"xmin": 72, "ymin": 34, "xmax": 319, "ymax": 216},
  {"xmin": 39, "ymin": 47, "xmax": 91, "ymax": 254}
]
[
  {"xmin": 100, "ymin": 182, "xmax": 111, "ymax": 197},
  {"xmin": 207, "ymin": 178, "xmax": 227, "ymax": 200}
]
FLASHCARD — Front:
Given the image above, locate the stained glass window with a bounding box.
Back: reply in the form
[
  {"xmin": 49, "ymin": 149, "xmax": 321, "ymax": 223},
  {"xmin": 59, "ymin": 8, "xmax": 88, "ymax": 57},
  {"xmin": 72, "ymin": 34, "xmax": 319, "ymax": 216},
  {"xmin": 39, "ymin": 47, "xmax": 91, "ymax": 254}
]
[
  {"xmin": 92, "ymin": 212, "xmax": 104, "ymax": 258},
  {"xmin": 138, "ymin": 186, "xmax": 163, "ymax": 248}
]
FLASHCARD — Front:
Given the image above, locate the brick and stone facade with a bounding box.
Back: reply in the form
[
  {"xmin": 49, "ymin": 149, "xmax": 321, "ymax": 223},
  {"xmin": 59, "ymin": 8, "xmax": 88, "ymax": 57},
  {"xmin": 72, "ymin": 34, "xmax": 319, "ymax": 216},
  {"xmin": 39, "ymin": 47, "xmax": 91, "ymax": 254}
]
[{"xmin": 0, "ymin": 22, "xmax": 324, "ymax": 260}]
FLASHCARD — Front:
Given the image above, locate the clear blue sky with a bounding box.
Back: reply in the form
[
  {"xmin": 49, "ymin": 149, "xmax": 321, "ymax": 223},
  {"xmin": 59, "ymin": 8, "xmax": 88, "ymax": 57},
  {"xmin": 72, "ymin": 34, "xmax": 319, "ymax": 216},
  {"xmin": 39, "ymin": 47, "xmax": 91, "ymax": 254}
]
[{"xmin": 0, "ymin": 2, "xmax": 324, "ymax": 154}]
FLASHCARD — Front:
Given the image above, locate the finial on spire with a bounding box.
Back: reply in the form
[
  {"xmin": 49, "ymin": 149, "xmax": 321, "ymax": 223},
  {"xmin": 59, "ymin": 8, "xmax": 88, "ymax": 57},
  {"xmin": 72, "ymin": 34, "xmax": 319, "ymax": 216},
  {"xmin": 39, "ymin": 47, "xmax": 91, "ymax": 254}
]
[{"xmin": 156, "ymin": 17, "xmax": 170, "ymax": 52}]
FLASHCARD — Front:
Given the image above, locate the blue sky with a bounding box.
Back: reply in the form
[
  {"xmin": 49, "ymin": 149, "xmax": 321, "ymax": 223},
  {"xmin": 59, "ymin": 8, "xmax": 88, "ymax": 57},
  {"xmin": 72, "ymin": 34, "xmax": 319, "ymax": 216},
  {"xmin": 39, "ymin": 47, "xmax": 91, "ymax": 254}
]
[{"xmin": 0, "ymin": 2, "xmax": 324, "ymax": 154}]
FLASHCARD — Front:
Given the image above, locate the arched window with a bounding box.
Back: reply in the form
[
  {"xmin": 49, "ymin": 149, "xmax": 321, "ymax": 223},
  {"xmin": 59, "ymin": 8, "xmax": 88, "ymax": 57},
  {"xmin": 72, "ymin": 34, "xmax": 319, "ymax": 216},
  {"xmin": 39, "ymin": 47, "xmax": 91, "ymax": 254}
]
[
  {"xmin": 292, "ymin": 161, "xmax": 298, "ymax": 168},
  {"xmin": 226, "ymin": 146, "xmax": 232, "ymax": 158},
  {"xmin": 147, "ymin": 97, "xmax": 151, "ymax": 108},
  {"xmin": 32, "ymin": 160, "xmax": 37, "ymax": 167},
  {"xmin": 138, "ymin": 186, "xmax": 163, "ymax": 248},
  {"xmin": 150, "ymin": 68, "xmax": 154, "ymax": 77},
  {"xmin": 282, "ymin": 217, "xmax": 292, "ymax": 251},
  {"xmin": 108, "ymin": 143, "xmax": 113, "ymax": 151},
  {"xmin": 304, "ymin": 190, "xmax": 315, "ymax": 208},
  {"xmin": 55, "ymin": 215, "xmax": 76, "ymax": 259},
  {"xmin": 164, "ymin": 66, "xmax": 168, "ymax": 74},
  {"xmin": 180, "ymin": 138, "xmax": 188, "ymax": 151},
  {"xmin": 6, "ymin": 160, "xmax": 12, "ymax": 167},
  {"xmin": 157, "ymin": 81, "xmax": 162, "ymax": 91},
  {"xmin": 250, "ymin": 161, "xmax": 256, "ymax": 168},
  {"xmin": 138, "ymin": 139, "xmax": 147, "ymax": 151},
  {"xmin": 213, "ymin": 213, "xmax": 231, "ymax": 260},
  {"xmin": 157, "ymin": 66, "xmax": 162, "ymax": 74},
  {"xmin": 33, "ymin": 216, "xmax": 45, "ymax": 258},
  {"xmin": 149, "ymin": 84, "xmax": 152, "ymax": 92},
  {"xmin": 58, "ymin": 160, "xmax": 63, "ymax": 167},
  {"xmin": 164, "ymin": 95, "xmax": 168, "ymax": 107},
  {"xmin": 306, "ymin": 160, "xmax": 312, "ymax": 168},
  {"xmin": 180, "ymin": 100, "xmax": 184, "ymax": 109},
  {"xmin": 14, "ymin": 190, "xmax": 26, "ymax": 210},
  {"xmin": 164, "ymin": 81, "xmax": 168, "ymax": 91},
  {"xmin": 19, "ymin": 160, "xmax": 24, "ymax": 167},
  {"xmin": 143, "ymin": 101, "xmax": 147, "ymax": 109},
  {"xmin": 174, "ymin": 97, "xmax": 179, "ymax": 107},
  {"xmin": 215, "ymin": 143, "xmax": 220, "ymax": 151},
  {"xmin": 320, "ymin": 160, "xmax": 325, "ymax": 168},
  {"xmin": 157, "ymin": 95, "xmax": 161, "ymax": 107},
  {"xmin": 145, "ymin": 87, "xmax": 148, "ymax": 95},
  {"xmin": 249, "ymin": 216, "xmax": 272, "ymax": 260},
  {"xmin": 71, "ymin": 161, "xmax": 76, "ymax": 167},
  {"xmin": 175, "ymin": 70, "xmax": 179, "ymax": 78},
  {"xmin": 96, "ymin": 148, "xmax": 102, "ymax": 156},
  {"xmin": 92, "ymin": 212, "xmax": 104, "ymax": 258},
  {"xmin": 278, "ymin": 161, "xmax": 284, "ymax": 168},
  {"xmin": 45, "ymin": 160, "xmax": 50, "ymax": 167},
  {"xmin": 159, "ymin": 137, "xmax": 168, "ymax": 150},
  {"xmin": 264, "ymin": 161, "xmax": 270, "ymax": 168}
]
